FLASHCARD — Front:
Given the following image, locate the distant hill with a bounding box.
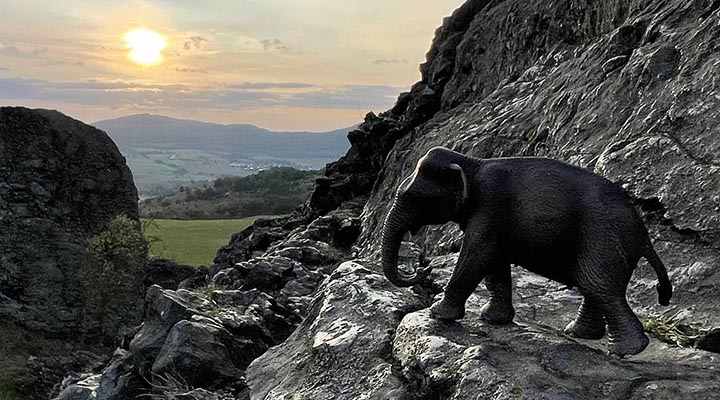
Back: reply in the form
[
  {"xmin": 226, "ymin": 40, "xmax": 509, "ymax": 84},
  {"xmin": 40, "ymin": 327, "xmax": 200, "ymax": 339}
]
[
  {"xmin": 93, "ymin": 114, "xmax": 354, "ymax": 195},
  {"xmin": 140, "ymin": 167, "xmax": 318, "ymax": 220}
]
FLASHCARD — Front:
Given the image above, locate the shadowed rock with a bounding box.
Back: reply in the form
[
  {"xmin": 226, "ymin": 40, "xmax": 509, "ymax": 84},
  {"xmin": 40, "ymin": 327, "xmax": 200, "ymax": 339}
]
[{"xmin": 0, "ymin": 107, "xmax": 141, "ymax": 336}]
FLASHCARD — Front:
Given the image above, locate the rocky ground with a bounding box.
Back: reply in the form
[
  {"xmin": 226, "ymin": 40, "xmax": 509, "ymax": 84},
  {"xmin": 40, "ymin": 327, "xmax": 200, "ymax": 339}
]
[
  {"xmin": 250, "ymin": 252, "xmax": 720, "ymax": 399},
  {"xmin": 47, "ymin": 0, "xmax": 720, "ymax": 398}
]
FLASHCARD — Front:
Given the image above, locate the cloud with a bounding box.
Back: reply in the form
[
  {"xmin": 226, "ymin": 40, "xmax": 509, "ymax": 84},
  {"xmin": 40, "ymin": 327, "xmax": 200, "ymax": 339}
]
[
  {"xmin": 260, "ymin": 38, "xmax": 291, "ymax": 53},
  {"xmin": 226, "ymin": 82, "xmax": 316, "ymax": 90},
  {"xmin": 0, "ymin": 77, "xmax": 400, "ymax": 112},
  {"xmin": 0, "ymin": 42, "xmax": 47, "ymax": 57},
  {"xmin": 285, "ymin": 85, "xmax": 401, "ymax": 109},
  {"xmin": 0, "ymin": 77, "xmax": 270, "ymax": 110},
  {"xmin": 27, "ymin": 59, "xmax": 85, "ymax": 68},
  {"xmin": 372, "ymin": 58, "xmax": 408, "ymax": 65},
  {"xmin": 175, "ymin": 67, "xmax": 209, "ymax": 74},
  {"xmin": 183, "ymin": 36, "xmax": 208, "ymax": 51}
]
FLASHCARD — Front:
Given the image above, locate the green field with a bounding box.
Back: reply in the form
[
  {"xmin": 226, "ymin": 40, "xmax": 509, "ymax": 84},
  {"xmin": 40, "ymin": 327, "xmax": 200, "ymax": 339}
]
[{"xmin": 144, "ymin": 218, "xmax": 258, "ymax": 266}]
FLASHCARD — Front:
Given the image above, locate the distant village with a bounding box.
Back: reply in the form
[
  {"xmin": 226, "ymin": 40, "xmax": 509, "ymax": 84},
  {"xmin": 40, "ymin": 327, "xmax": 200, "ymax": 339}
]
[{"xmin": 229, "ymin": 160, "xmax": 313, "ymax": 172}]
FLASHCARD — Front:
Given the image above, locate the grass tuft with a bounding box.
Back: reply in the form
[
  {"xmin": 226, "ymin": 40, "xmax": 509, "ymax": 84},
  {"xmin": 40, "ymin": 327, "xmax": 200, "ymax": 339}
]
[{"xmin": 642, "ymin": 313, "xmax": 703, "ymax": 348}]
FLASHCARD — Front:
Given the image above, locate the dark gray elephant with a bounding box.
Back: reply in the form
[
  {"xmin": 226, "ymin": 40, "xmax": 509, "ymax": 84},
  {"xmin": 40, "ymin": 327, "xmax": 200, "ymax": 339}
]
[{"xmin": 381, "ymin": 147, "xmax": 672, "ymax": 357}]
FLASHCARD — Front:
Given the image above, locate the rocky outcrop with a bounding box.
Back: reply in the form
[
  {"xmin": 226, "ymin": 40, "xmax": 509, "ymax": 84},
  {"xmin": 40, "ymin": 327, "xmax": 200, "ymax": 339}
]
[
  {"xmin": 249, "ymin": 256, "xmax": 720, "ymax": 399},
  {"xmin": 248, "ymin": 0, "xmax": 720, "ymax": 398},
  {"xmin": 0, "ymin": 107, "xmax": 141, "ymax": 335},
  {"xmin": 56, "ymin": 199, "xmax": 364, "ymax": 399}
]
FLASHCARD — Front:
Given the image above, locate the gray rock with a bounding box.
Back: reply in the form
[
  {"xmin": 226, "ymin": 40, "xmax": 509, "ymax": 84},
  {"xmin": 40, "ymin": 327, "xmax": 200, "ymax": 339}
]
[
  {"xmin": 55, "ymin": 374, "xmax": 100, "ymax": 400},
  {"xmin": 95, "ymin": 350, "xmax": 141, "ymax": 400},
  {"xmin": 0, "ymin": 107, "xmax": 141, "ymax": 336},
  {"xmin": 247, "ymin": 262, "xmax": 425, "ymax": 400},
  {"xmin": 152, "ymin": 318, "xmax": 245, "ymax": 388},
  {"xmin": 357, "ymin": 0, "xmax": 720, "ymax": 330},
  {"xmin": 696, "ymin": 328, "xmax": 720, "ymax": 353},
  {"xmin": 146, "ymin": 258, "xmax": 197, "ymax": 290},
  {"xmin": 249, "ymin": 258, "xmax": 720, "ymax": 399}
]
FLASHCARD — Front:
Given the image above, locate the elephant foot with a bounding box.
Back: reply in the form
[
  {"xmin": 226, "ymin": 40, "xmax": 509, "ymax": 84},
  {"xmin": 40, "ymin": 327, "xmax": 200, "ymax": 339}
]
[
  {"xmin": 564, "ymin": 319, "xmax": 606, "ymax": 340},
  {"xmin": 430, "ymin": 297, "xmax": 465, "ymax": 320},
  {"xmin": 480, "ymin": 301, "xmax": 515, "ymax": 324},
  {"xmin": 608, "ymin": 331, "xmax": 649, "ymax": 357}
]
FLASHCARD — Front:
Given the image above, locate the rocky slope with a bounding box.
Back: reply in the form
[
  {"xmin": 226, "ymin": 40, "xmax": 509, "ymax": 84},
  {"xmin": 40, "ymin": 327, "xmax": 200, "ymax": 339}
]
[
  {"xmin": 57, "ymin": 0, "xmax": 720, "ymax": 398},
  {"xmin": 0, "ymin": 107, "xmax": 142, "ymax": 336},
  {"xmin": 249, "ymin": 0, "xmax": 720, "ymax": 398}
]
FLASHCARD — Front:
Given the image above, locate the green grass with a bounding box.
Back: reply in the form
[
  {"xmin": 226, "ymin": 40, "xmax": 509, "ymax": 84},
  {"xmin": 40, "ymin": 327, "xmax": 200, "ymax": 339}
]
[
  {"xmin": 144, "ymin": 218, "xmax": 258, "ymax": 266},
  {"xmin": 643, "ymin": 313, "xmax": 702, "ymax": 347}
]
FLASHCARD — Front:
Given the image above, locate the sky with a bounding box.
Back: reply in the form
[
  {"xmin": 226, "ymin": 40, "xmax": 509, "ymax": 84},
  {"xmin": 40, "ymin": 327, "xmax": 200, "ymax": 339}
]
[{"xmin": 0, "ymin": 0, "xmax": 465, "ymax": 131}]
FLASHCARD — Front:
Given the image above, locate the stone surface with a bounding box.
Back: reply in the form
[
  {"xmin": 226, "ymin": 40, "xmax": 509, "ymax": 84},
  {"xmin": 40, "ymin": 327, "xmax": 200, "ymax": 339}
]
[
  {"xmin": 249, "ymin": 256, "xmax": 720, "ymax": 399},
  {"xmin": 696, "ymin": 328, "xmax": 720, "ymax": 354},
  {"xmin": 247, "ymin": 262, "xmax": 426, "ymax": 400},
  {"xmin": 249, "ymin": 0, "xmax": 720, "ymax": 398},
  {"xmin": 0, "ymin": 106, "xmax": 141, "ymax": 335},
  {"xmin": 356, "ymin": 0, "xmax": 720, "ymax": 328}
]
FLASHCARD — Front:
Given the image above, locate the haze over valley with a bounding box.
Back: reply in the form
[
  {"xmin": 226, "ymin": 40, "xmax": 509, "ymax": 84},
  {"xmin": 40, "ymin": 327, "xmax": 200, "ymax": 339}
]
[{"xmin": 95, "ymin": 114, "xmax": 353, "ymax": 194}]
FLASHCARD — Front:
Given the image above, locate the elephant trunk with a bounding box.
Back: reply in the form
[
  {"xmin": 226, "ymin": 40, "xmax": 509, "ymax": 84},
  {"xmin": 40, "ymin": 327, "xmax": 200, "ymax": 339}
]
[{"xmin": 381, "ymin": 197, "xmax": 428, "ymax": 287}]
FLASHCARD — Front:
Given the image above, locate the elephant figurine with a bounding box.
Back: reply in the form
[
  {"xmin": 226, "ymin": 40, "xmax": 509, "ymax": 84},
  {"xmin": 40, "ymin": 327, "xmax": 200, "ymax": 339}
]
[{"xmin": 381, "ymin": 147, "xmax": 672, "ymax": 357}]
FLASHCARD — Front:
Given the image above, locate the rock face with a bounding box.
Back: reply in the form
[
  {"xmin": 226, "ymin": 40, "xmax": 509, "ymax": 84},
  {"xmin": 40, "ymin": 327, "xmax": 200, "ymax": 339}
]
[
  {"xmin": 0, "ymin": 107, "xmax": 140, "ymax": 335},
  {"xmin": 248, "ymin": 0, "xmax": 720, "ymax": 398}
]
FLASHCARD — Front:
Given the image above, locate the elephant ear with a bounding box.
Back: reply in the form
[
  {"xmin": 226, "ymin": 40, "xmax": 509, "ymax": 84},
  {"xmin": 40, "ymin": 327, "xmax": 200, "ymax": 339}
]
[{"xmin": 448, "ymin": 163, "xmax": 469, "ymax": 210}]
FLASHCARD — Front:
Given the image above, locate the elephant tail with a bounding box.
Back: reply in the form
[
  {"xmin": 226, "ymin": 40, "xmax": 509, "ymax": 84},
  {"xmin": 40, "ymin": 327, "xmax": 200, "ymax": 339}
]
[{"xmin": 645, "ymin": 245, "xmax": 672, "ymax": 306}]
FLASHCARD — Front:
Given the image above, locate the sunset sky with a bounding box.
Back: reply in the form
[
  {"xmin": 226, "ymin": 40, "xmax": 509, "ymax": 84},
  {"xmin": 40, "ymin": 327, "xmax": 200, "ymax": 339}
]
[{"xmin": 0, "ymin": 0, "xmax": 465, "ymax": 131}]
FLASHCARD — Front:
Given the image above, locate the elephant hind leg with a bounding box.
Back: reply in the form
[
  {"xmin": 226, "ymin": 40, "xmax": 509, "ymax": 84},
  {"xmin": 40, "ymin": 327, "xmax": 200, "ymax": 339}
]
[
  {"xmin": 574, "ymin": 256, "xmax": 648, "ymax": 356},
  {"xmin": 597, "ymin": 296, "xmax": 648, "ymax": 356},
  {"xmin": 564, "ymin": 296, "xmax": 606, "ymax": 340},
  {"xmin": 480, "ymin": 265, "xmax": 515, "ymax": 324},
  {"xmin": 578, "ymin": 268, "xmax": 649, "ymax": 357}
]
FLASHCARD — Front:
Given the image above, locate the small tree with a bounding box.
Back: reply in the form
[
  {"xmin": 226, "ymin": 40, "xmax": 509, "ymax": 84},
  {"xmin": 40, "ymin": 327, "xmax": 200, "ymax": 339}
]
[{"xmin": 82, "ymin": 214, "xmax": 149, "ymax": 341}]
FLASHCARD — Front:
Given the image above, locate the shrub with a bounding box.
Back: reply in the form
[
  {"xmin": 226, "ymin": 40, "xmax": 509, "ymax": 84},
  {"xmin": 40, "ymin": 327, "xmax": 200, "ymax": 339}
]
[{"xmin": 81, "ymin": 214, "xmax": 149, "ymax": 340}]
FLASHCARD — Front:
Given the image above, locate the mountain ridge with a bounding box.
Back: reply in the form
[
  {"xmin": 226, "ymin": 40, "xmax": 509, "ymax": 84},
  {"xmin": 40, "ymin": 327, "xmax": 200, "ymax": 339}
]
[
  {"xmin": 95, "ymin": 113, "xmax": 357, "ymax": 134},
  {"xmin": 94, "ymin": 114, "xmax": 356, "ymax": 194}
]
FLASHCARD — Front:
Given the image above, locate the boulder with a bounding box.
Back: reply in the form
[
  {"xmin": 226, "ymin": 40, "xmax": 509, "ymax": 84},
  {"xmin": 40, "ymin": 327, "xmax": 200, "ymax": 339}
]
[
  {"xmin": 0, "ymin": 106, "xmax": 141, "ymax": 335},
  {"xmin": 247, "ymin": 262, "xmax": 426, "ymax": 399},
  {"xmin": 146, "ymin": 258, "xmax": 197, "ymax": 290}
]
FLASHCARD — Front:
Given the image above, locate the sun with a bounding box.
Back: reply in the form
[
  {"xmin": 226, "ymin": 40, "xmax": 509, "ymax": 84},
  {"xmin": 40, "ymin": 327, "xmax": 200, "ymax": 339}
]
[{"xmin": 124, "ymin": 28, "xmax": 166, "ymax": 66}]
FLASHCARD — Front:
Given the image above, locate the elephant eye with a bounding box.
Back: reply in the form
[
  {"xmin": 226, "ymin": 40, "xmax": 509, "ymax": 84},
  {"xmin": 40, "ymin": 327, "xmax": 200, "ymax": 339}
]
[{"xmin": 421, "ymin": 165, "xmax": 448, "ymax": 181}]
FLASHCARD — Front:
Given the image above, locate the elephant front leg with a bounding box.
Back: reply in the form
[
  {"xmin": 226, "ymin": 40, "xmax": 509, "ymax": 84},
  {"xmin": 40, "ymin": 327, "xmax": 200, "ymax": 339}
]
[
  {"xmin": 430, "ymin": 235, "xmax": 499, "ymax": 321},
  {"xmin": 564, "ymin": 296, "xmax": 606, "ymax": 339},
  {"xmin": 480, "ymin": 266, "xmax": 515, "ymax": 324}
]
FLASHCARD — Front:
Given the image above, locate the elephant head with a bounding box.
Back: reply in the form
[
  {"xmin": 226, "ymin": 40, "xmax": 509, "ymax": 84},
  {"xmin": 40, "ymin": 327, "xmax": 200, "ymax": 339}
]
[{"xmin": 382, "ymin": 147, "xmax": 471, "ymax": 287}]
